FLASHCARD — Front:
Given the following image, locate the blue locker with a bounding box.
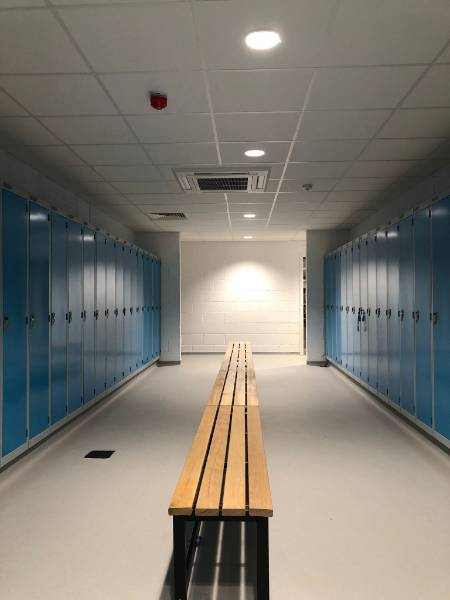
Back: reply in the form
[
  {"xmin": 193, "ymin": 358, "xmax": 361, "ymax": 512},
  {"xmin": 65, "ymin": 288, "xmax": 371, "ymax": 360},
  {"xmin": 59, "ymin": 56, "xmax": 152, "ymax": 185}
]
[
  {"xmin": 335, "ymin": 252, "xmax": 341, "ymax": 364},
  {"xmin": 352, "ymin": 242, "xmax": 361, "ymax": 378},
  {"xmin": 346, "ymin": 246, "xmax": 353, "ymax": 373},
  {"xmin": 115, "ymin": 242, "xmax": 124, "ymax": 380},
  {"xmin": 399, "ymin": 216, "xmax": 415, "ymax": 414},
  {"xmin": 124, "ymin": 246, "xmax": 132, "ymax": 373},
  {"xmin": 367, "ymin": 233, "xmax": 378, "ymax": 389},
  {"xmin": 376, "ymin": 230, "xmax": 388, "ymax": 396},
  {"xmin": 50, "ymin": 213, "xmax": 67, "ymax": 424},
  {"xmin": 95, "ymin": 233, "xmax": 107, "ymax": 395},
  {"xmin": 153, "ymin": 258, "xmax": 159, "ymax": 359},
  {"xmin": 387, "ymin": 224, "xmax": 401, "ymax": 405},
  {"xmin": 340, "ymin": 249, "xmax": 347, "ymax": 368},
  {"xmin": 106, "ymin": 237, "xmax": 116, "ymax": 388},
  {"xmin": 156, "ymin": 259, "xmax": 161, "ymax": 356},
  {"xmin": 324, "ymin": 256, "xmax": 330, "ymax": 357},
  {"xmin": 414, "ymin": 207, "xmax": 432, "ymax": 427},
  {"xmin": 29, "ymin": 202, "xmax": 50, "ymax": 438},
  {"xmin": 143, "ymin": 255, "xmax": 149, "ymax": 363},
  {"xmin": 67, "ymin": 221, "xmax": 83, "ymax": 414},
  {"xmin": 139, "ymin": 252, "xmax": 145, "ymax": 365},
  {"xmin": 432, "ymin": 196, "xmax": 450, "ymax": 439},
  {"xmin": 131, "ymin": 250, "xmax": 138, "ymax": 370},
  {"xmin": 149, "ymin": 257, "xmax": 155, "ymax": 360},
  {"xmin": 2, "ymin": 191, "xmax": 28, "ymax": 455},
  {"xmin": 83, "ymin": 228, "xmax": 95, "ymax": 403},
  {"xmin": 359, "ymin": 238, "xmax": 369, "ymax": 382}
]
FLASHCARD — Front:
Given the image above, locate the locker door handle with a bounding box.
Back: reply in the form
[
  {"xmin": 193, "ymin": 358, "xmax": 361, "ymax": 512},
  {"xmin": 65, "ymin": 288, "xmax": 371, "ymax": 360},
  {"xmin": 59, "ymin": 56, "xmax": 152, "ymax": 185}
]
[
  {"xmin": 399, "ymin": 309, "xmax": 404, "ymax": 321},
  {"xmin": 386, "ymin": 309, "xmax": 391, "ymax": 319},
  {"xmin": 414, "ymin": 311, "xmax": 420, "ymax": 322},
  {"xmin": 432, "ymin": 312, "xmax": 438, "ymax": 325},
  {"xmin": 136, "ymin": 307, "xmax": 140, "ymax": 313},
  {"xmin": 82, "ymin": 310, "xmax": 86, "ymax": 320},
  {"xmin": 130, "ymin": 307, "xmax": 133, "ymax": 315},
  {"xmin": 94, "ymin": 310, "xmax": 99, "ymax": 320},
  {"xmin": 49, "ymin": 313, "xmax": 55, "ymax": 326},
  {"xmin": 114, "ymin": 308, "xmax": 119, "ymax": 317},
  {"xmin": 66, "ymin": 311, "xmax": 72, "ymax": 323},
  {"xmin": 3, "ymin": 316, "xmax": 10, "ymax": 330},
  {"xmin": 29, "ymin": 314, "xmax": 36, "ymax": 329},
  {"xmin": 367, "ymin": 308, "xmax": 371, "ymax": 316},
  {"xmin": 105, "ymin": 309, "xmax": 109, "ymax": 318},
  {"xmin": 122, "ymin": 308, "xmax": 126, "ymax": 316}
]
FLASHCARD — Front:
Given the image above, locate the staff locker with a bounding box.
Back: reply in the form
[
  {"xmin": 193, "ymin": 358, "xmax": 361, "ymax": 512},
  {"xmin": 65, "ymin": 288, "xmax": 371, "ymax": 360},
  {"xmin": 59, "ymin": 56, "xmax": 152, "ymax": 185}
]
[
  {"xmin": 359, "ymin": 238, "xmax": 369, "ymax": 383},
  {"xmin": 83, "ymin": 228, "xmax": 95, "ymax": 404},
  {"xmin": 414, "ymin": 207, "xmax": 432, "ymax": 427},
  {"xmin": 346, "ymin": 246, "xmax": 353, "ymax": 373},
  {"xmin": 50, "ymin": 213, "xmax": 68, "ymax": 424},
  {"xmin": 387, "ymin": 224, "xmax": 400, "ymax": 405},
  {"xmin": 67, "ymin": 221, "xmax": 83, "ymax": 414},
  {"xmin": 352, "ymin": 241, "xmax": 360, "ymax": 378},
  {"xmin": 324, "ymin": 256, "xmax": 330, "ymax": 358},
  {"xmin": 376, "ymin": 230, "xmax": 388, "ymax": 396},
  {"xmin": 399, "ymin": 216, "xmax": 415, "ymax": 414},
  {"xmin": 29, "ymin": 202, "xmax": 50, "ymax": 439},
  {"xmin": 335, "ymin": 252, "xmax": 342, "ymax": 364},
  {"xmin": 115, "ymin": 242, "xmax": 124, "ymax": 381},
  {"xmin": 152, "ymin": 258, "xmax": 158, "ymax": 359},
  {"xmin": 142, "ymin": 255, "xmax": 149, "ymax": 364},
  {"xmin": 95, "ymin": 233, "xmax": 107, "ymax": 395},
  {"xmin": 432, "ymin": 195, "xmax": 450, "ymax": 439},
  {"xmin": 131, "ymin": 249, "xmax": 138, "ymax": 370},
  {"xmin": 156, "ymin": 259, "xmax": 161, "ymax": 357},
  {"xmin": 105, "ymin": 237, "xmax": 116, "ymax": 388},
  {"xmin": 123, "ymin": 246, "xmax": 132, "ymax": 374},
  {"xmin": 2, "ymin": 191, "xmax": 28, "ymax": 456},
  {"xmin": 136, "ymin": 251, "xmax": 143, "ymax": 366},
  {"xmin": 367, "ymin": 232, "xmax": 377, "ymax": 388},
  {"xmin": 340, "ymin": 249, "xmax": 347, "ymax": 369}
]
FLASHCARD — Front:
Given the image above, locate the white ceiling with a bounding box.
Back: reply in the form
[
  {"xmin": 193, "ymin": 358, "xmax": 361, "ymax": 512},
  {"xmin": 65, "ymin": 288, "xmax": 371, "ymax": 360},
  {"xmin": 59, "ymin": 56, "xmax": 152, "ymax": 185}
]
[{"xmin": 1, "ymin": 0, "xmax": 450, "ymax": 240}]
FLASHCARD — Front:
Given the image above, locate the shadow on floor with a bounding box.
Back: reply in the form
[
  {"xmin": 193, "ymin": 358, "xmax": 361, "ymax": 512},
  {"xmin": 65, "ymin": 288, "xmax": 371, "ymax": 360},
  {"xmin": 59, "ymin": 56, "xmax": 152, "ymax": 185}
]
[{"xmin": 159, "ymin": 521, "xmax": 257, "ymax": 600}]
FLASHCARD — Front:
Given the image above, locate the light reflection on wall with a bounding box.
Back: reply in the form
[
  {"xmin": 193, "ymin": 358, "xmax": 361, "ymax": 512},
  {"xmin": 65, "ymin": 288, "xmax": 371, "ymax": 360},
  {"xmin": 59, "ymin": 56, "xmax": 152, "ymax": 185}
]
[{"xmin": 229, "ymin": 262, "xmax": 268, "ymax": 302}]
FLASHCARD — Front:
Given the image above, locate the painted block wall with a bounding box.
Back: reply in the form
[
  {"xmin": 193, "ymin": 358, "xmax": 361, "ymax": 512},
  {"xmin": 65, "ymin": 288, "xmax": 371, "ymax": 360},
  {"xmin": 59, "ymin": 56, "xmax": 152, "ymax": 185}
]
[{"xmin": 181, "ymin": 241, "xmax": 306, "ymax": 353}]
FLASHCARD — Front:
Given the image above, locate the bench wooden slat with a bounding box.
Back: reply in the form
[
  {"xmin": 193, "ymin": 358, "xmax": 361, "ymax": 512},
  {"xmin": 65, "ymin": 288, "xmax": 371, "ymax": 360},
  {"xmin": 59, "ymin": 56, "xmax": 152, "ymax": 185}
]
[
  {"xmin": 247, "ymin": 407, "xmax": 273, "ymax": 517},
  {"xmin": 246, "ymin": 347, "xmax": 259, "ymax": 407},
  {"xmin": 234, "ymin": 345, "xmax": 247, "ymax": 407},
  {"xmin": 168, "ymin": 406, "xmax": 217, "ymax": 516},
  {"xmin": 195, "ymin": 406, "xmax": 231, "ymax": 516},
  {"xmin": 207, "ymin": 343, "xmax": 234, "ymax": 406},
  {"xmin": 220, "ymin": 344, "xmax": 239, "ymax": 406},
  {"xmin": 222, "ymin": 407, "xmax": 246, "ymax": 516}
]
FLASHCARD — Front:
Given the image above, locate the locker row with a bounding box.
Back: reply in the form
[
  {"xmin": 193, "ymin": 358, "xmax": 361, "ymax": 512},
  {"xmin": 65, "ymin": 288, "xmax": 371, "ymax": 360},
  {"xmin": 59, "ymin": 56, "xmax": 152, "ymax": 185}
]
[
  {"xmin": 324, "ymin": 194, "xmax": 450, "ymax": 443},
  {"xmin": 1, "ymin": 190, "xmax": 161, "ymax": 462}
]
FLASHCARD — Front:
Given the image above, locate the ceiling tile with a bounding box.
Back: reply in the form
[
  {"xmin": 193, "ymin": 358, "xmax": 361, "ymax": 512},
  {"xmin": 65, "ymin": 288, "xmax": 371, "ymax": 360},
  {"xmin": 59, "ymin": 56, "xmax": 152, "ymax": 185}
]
[
  {"xmin": 346, "ymin": 160, "xmax": 418, "ymax": 178},
  {"xmin": 126, "ymin": 114, "xmax": 213, "ymax": 143},
  {"xmin": 285, "ymin": 162, "xmax": 350, "ymax": 179},
  {"xmin": 308, "ymin": 66, "xmax": 425, "ymax": 110},
  {"xmin": 229, "ymin": 206, "xmax": 271, "ymax": 218},
  {"xmin": 361, "ymin": 138, "xmax": 445, "ymax": 161},
  {"xmin": 0, "ymin": 75, "xmax": 117, "ymax": 116},
  {"xmin": 0, "ymin": 9, "xmax": 88, "ymax": 74},
  {"xmin": 379, "ymin": 108, "xmax": 450, "ymax": 138},
  {"xmin": 86, "ymin": 193, "xmax": 127, "ymax": 206},
  {"xmin": 299, "ymin": 110, "xmax": 390, "ymax": 139},
  {"xmin": 157, "ymin": 163, "xmax": 219, "ymax": 181},
  {"xmin": 226, "ymin": 192, "xmax": 275, "ymax": 204},
  {"xmin": 95, "ymin": 164, "xmax": 161, "ymax": 182},
  {"xmin": 58, "ymin": 4, "xmax": 200, "ymax": 71},
  {"xmin": 438, "ymin": 45, "xmax": 450, "ymax": 63},
  {"xmin": 279, "ymin": 179, "xmax": 338, "ymax": 192},
  {"xmin": 71, "ymin": 144, "xmax": 150, "ymax": 165},
  {"xmin": 335, "ymin": 177, "xmax": 397, "ymax": 191},
  {"xmin": 221, "ymin": 142, "xmax": 289, "ymax": 164},
  {"xmin": 129, "ymin": 193, "xmax": 225, "ymax": 205},
  {"xmin": 209, "ymin": 69, "xmax": 314, "ymax": 112},
  {"xmin": 196, "ymin": 0, "xmax": 336, "ymax": 69},
  {"xmin": 41, "ymin": 116, "xmax": 135, "ymax": 144},
  {"xmin": 326, "ymin": 190, "xmax": 382, "ymax": 204},
  {"xmin": 4, "ymin": 144, "xmax": 84, "ymax": 167},
  {"xmin": 114, "ymin": 181, "xmax": 182, "ymax": 194},
  {"xmin": 0, "ymin": 91, "xmax": 27, "ymax": 116},
  {"xmin": 0, "ymin": 1, "xmax": 45, "ymax": 5},
  {"xmin": 144, "ymin": 143, "xmax": 218, "ymax": 165},
  {"xmin": 277, "ymin": 190, "xmax": 327, "ymax": 203},
  {"xmin": 76, "ymin": 180, "xmax": 118, "ymax": 194},
  {"xmin": 100, "ymin": 71, "xmax": 209, "ymax": 114},
  {"xmin": 215, "ymin": 112, "xmax": 298, "ymax": 142},
  {"xmin": 323, "ymin": 0, "xmax": 450, "ymax": 66},
  {"xmin": 0, "ymin": 117, "xmax": 60, "ymax": 145},
  {"xmin": 56, "ymin": 165, "xmax": 103, "ymax": 182},
  {"xmin": 291, "ymin": 140, "xmax": 366, "ymax": 162},
  {"xmin": 403, "ymin": 65, "xmax": 450, "ymax": 107}
]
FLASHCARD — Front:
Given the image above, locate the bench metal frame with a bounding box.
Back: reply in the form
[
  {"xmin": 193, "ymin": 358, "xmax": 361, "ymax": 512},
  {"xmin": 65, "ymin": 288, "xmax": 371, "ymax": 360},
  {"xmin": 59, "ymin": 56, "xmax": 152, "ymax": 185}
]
[{"xmin": 173, "ymin": 514, "xmax": 269, "ymax": 600}]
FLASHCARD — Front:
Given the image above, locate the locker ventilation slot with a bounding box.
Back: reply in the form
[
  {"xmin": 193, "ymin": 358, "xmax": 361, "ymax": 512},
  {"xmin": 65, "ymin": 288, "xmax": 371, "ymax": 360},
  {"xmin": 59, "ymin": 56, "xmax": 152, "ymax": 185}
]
[
  {"xmin": 85, "ymin": 450, "xmax": 115, "ymax": 459},
  {"xmin": 174, "ymin": 168, "xmax": 269, "ymax": 193},
  {"xmin": 148, "ymin": 212, "xmax": 186, "ymax": 221}
]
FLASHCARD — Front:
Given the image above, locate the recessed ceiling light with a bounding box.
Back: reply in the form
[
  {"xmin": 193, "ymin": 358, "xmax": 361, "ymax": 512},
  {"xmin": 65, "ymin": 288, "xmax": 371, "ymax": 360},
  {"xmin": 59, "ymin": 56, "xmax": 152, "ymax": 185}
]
[
  {"xmin": 245, "ymin": 30, "xmax": 281, "ymax": 50},
  {"xmin": 243, "ymin": 235, "xmax": 253, "ymax": 240},
  {"xmin": 243, "ymin": 213, "xmax": 256, "ymax": 219},
  {"xmin": 245, "ymin": 149, "xmax": 265, "ymax": 158}
]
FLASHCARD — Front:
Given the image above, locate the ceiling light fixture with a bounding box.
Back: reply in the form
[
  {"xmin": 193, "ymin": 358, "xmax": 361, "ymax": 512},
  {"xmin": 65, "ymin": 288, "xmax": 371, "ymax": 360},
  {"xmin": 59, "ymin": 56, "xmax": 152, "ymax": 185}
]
[
  {"xmin": 245, "ymin": 30, "xmax": 281, "ymax": 50},
  {"xmin": 245, "ymin": 149, "xmax": 265, "ymax": 158},
  {"xmin": 243, "ymin": 213, "xmax": 256, "ymax": 219},
  {"xmin": 243, "ymin": 235, "xmax": 253, "ymax": 240}
]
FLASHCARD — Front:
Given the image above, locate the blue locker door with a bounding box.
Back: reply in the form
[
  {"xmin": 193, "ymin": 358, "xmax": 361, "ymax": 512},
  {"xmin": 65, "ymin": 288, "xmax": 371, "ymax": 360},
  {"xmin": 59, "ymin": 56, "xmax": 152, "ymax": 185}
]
[
  {"xmin": 67, "ymin": 221, "xmax": 83, "ymax": 414},
  {"xmin": 347, "ymin": 246, "xmax": 353, "ymax": 373},
  {"xmin": 387, "ymin": 224, "xmax": 401, "ymax": 405},
  {"xmin": 132, "ymin": 250, "xmax": 138, "ymax": 370},
  {"xmin": 95, "ymin": 233, "xmax": 106, "ymax": 395},
  {"xmin": 29, "ymin": 202, "xmax": 50, "ymax": 438},
  {"xmin": 359, "ymin": 238, "xmax": 369, "ymax": 383},
  {"xmin": 352, "ymin": 242, "xmax": 361, "ymax": 378},
  {"xmin": 340, "ymin": 250, "xmax": 347, "ymax": 368},
  {"xmin": 329, "ymin": 255, "xmax": 334, "ymax": 361},
  {"xmin": 367, "ymin": 233, "xmax": 378, "ymax": 389},
  {"xmin": 106, "ymin": 237, "xmax": 116, "ymax": 388},
  {"xmin": 83, "ymin": 228, "xmax": 95, "ymax": 403},
  {"xmin": 149, "ymin": 258, "xmax": 155, "ymax": 359},
  {"xmin": 324, "ymin": 256, "xmax": 329, "ymax": 357},
  {"xmin": 432, "ymin": 196, "xmax": 450, "ymax": 439},
  {"xmin": 399, "ymin": 216, "xmax": 415, "ymax": 414},
  {"xmin": 414, "ymin": 207, "xmax": 432, "ymax": 427},
  {"xmin": 157, "ymin": 260, "xmax": 161, "ymax": 356},
  {"xmin": 115, "ymin": 242, "xmax": 124, "ymax": 380},
  {"xmin": 124, "ymin": 246, "xmax": 132, "ymax": 373},
  {"xmin": 336, "ymin": 252, "xmax": 342, "ymax": 364},
  {"xmin": 50, "ymin": 213, "xmax": 67, "ymax": 424},
  {"xmin": 2, "ymin": 191, "xmax": 28, "ymax": 455},
  {"xmin": 376, "ymin": 230, "xmax": 388, "ymax": 396},
  {"xmin": 143, "ymin": 256, "xmax": 149, "ymax": 363}
]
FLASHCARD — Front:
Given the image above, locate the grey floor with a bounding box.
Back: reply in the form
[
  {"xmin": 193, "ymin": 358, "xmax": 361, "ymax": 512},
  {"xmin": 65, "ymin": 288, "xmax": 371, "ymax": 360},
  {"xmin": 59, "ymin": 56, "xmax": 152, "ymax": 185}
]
[{"xmin": 0, "ymin": 355, "xmax": 449, "ymax": 600}]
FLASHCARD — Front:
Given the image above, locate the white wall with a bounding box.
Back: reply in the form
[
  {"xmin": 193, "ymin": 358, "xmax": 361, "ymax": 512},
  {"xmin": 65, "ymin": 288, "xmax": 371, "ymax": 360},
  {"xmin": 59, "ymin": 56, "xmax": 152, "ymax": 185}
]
[
  {"xmin": 136, "ymin": 231, "xmax": 181, "ymax": 363},
  {"xmin": 306, "ymin": 229, "xmax": 350, "ymax": 364},
  {"xmin": 181, "ymin": 241, "xmax": 306, "ymax": 353}
]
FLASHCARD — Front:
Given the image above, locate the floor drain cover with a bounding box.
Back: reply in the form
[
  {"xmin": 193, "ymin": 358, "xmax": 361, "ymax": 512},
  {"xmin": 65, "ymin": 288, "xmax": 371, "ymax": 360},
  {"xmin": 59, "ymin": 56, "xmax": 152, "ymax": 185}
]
[{"xmin": 85, "ymin": 450, "xmax": 115, "ymax": 459}]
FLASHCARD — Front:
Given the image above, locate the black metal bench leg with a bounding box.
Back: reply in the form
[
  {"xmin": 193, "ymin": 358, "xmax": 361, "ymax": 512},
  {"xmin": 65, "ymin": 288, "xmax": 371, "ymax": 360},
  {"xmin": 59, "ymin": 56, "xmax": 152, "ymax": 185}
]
[
  {"xmin": 173, "ymin": 517, "xmax": 187, "ymax": 600},
  {"xmin": 256, "ymin": 517, "xmax": 270, "ymax": 600}
]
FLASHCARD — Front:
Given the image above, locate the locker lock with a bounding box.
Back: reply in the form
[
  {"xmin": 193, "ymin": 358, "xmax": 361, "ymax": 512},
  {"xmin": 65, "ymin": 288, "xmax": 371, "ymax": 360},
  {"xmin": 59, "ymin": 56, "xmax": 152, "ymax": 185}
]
[
  {"xmin": 105, "ymin": 309, "xmax": 109, "ymax": 318},
  {"xmin": 386, "ymin": 309, "xmax": 392, "ymax": 319},
  {"xmin": 399, "ymin": 309, "xmax": 404, "ymax": 321},
  {"xmin": 432, "ymin": 312, "xmax": 438, "ymax": 325},
  {"xmin": 29, "ymin": 314, "xmax": 36, "ymax": 329},
  {"xmin": 414, "ymin": 311, "xmax": 420, "ymax": 322},
  {"xmin": 2, "ymin": 316, "xmax": 10, "ymax": 330},
  {"xmin": 94, "ymin": 310, "xmax": 99, "ymax": 320},
  {"xmin": 122, "ymin": 308, "xmax": 126, "ymax": 316},
  {"xmin": 130, "ymin": 307, "xmax": 133, "ymax": 315},
  {"xmin": 82, "ymin": 310, "xmax": 87, "ymax": 320},
  {"xmin": 49, "ymin": 312, "xmax": 56, "ymax": 326},
  {"xmin": 114, "ymin": 308, "xmax": 119, "ymax": 317}
]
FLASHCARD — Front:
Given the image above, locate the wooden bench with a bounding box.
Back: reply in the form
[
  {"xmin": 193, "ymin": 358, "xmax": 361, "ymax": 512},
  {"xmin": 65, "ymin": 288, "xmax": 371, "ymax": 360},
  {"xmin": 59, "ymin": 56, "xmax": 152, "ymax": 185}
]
[{"xmin": 168, "ymin": 342, "xmax": 273, "ymax": 600}]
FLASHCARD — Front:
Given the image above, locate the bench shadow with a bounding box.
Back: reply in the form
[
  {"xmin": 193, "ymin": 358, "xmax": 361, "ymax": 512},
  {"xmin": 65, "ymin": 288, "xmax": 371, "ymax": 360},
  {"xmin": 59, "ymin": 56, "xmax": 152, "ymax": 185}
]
[{"xmin": 159, "ymin": 521, "xmax": 257, "ymax": 600}]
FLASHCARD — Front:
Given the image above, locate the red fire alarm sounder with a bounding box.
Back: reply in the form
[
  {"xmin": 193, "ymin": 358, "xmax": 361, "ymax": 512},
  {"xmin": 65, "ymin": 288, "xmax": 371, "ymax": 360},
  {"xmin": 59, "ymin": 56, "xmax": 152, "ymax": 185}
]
[{"xmin": 149, "ymin": 92, "xmax": 168, "ymax": 110}]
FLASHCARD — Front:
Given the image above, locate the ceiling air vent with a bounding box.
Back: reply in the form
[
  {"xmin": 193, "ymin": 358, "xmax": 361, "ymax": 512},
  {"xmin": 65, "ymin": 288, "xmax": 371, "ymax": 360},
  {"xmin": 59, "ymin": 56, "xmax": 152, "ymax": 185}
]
[
  {"xmin": 174, "ymin": 169, "xmax": 269, "ymax": 193},
  {"xmin": 148, "ymin": 212, "xmax": 187, "ymax": 221}
]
